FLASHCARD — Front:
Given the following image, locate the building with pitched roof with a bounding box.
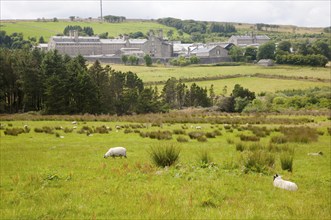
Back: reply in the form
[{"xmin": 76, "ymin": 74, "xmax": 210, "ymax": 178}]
[
  {"xmin": 47, "ymin": 30, "xmax": 173, "ymax": 58},
  {"xmin": 228, "ymin": 33, "xmax": 270, "ymax": 47}
]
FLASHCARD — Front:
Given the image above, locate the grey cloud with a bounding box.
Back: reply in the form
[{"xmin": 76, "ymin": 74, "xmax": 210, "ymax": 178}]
[{"xmin": 1, "ymin": 1, "xmax": 330, "ymax": 27}]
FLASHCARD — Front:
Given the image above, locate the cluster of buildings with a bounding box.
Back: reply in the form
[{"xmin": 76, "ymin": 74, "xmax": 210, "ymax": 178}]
[{"xmin": 40, "ymin": 30, "xmax": 270, "ymax": 63}]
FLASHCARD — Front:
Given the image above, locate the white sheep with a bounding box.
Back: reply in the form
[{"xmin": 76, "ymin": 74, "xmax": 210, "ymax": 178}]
[
  {"xmin": 104, "ymin": 147, "xmax": 127, "ymax": 158},
  {"xmin": 72, "ymin": 121, "xmax": 77, "ymax": 125},
  {"xmin": 195, "ymin": 126, "xmax": 202, "ymax": 130},
  {"xmin": 273, "ymin": 174, "xmax": 298, "ymax": 191},
  {"xmin": 307, "ymin": 151, "xmax": 323, "ymax": 156}
]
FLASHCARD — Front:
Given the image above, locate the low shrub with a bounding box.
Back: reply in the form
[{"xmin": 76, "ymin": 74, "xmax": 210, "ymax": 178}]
[
  {"xmin": 239, "ymin": 134, "xmax": 260, "ymax": 142},
  {"xmin": 34, "ymin": 126, "xmax": 54, "ymax": 134},
  {"xmin": 4, "ymin": 128, "xmax": 25, "ymax": 136},
  {"xmin": 173, "ymin": 129, "xmax": 186, "ymax": 135},
  {"xmin": 42, "ymin": 126, "xmax": 54, "ymax": 134},
  {"xmin": 94, "ymin": 125, "xmax": 109, "ymax": 134},
  {"xmin": 188, "ymin": 131, "xmax": 205, "ymax": 139},
  {"xmin": 124, "ymin": 129, "xmax": 133, "ymax": 134},
  {"xmin": 78, "ymin": 126, "xmax": 93, "ymax": 134},
  {"xmin": 205, "ymin": 132, "xmax": 216, "ymax": 138},
  {"xmin": 149, "ymin": 144, "xmax": 181, "ymax": 167},
  {"xmin": 197, "ymin": 136, "xmax": 208, "ymax": 142},
  {"xmin": 149, "ymin": 130, "xmax": 172, "ymax": 140},
  {"xmin": 63, "ymin": 127, "xmax": 73, "ymax": 133},
  {"xmin": 34, "ymin": 127, "xmax": 43, "ymax": 133},
  {"xmin": 177, "ymin": 136, "xmax": 188, "ymax": 143}
]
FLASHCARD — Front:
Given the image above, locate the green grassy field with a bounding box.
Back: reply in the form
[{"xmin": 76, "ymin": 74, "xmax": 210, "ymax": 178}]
[
  {"xmin": 184, "ymin": 77, "xmax": 329, "ymax": 94},
  {"xmin": 0, "ymin": 20, "xmax": 184, "ymax": 42},
  {"xmin": 1, "ymin": 115, "xmax": 330, "ymax": 219},
  {"xmin": 107, "ymin": 64, "xmax": 331, "ymax": 94},
  {"xmin": 109, "ymin": 64, "xmax": 331, "ymax": 82}
]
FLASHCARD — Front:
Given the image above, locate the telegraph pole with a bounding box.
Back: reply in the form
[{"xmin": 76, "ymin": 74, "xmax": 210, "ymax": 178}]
[{"xmin": 100, "ymin": 0, "xmax": 103, "ymax": 21}]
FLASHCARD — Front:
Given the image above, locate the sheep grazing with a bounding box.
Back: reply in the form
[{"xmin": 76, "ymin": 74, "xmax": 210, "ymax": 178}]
[
  {"xmin": 273, "ymin": 174, "xmax": 298, "ymax": 191},
  {"xmin": 72, "ymin": 121, "xmax": 77, "ymax": 125},
  {"xmin": 104, "ymin": 147, "xmax": 127, "ymax": 158},
  {"xmin": 195, "ymin": 126, "xmax": 202, "ymax": 130},
  {"xmin": 307, "ymin": 151, "xmax": 323, "ymax": 156}
]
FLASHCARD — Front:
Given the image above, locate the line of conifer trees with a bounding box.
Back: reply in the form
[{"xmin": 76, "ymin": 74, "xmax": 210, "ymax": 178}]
[{"xmin": 0, "ymin": 48, "xmax": 214, "ymax": 115}]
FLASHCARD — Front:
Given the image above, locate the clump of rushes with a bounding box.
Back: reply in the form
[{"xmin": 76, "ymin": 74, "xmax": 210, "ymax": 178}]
[
  {"xmin": 149, "ymin": 144, "xmax": 181, "ymax": 167},
  {"xmin": 176, "ymin": 136, "xmax": 188, "ymax": 142},
  {"xmin": 197, "ymin": 149, "xmax": 214, "ymax": 168},
  {"xmin": 243, "ymin": 150, "xmax": 275, "ymax": 174},
  {"xmin": 280, "ymin": 149, "xmax": 294, "ymax": 172}
]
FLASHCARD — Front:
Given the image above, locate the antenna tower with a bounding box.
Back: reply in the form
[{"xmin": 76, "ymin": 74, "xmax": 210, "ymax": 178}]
[{"xmin": 100, "ymin": 0, "xmax": 103, "ymax": 21}]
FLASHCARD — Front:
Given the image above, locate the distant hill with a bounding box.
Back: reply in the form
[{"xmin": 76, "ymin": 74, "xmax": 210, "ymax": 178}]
[
  {"xmin": 0, "ymin": 19, "xmax": 185, "ymax": 42},
  {"xmin": 0, "ymin": 18, "xmax": 326, "ymax": 43}
]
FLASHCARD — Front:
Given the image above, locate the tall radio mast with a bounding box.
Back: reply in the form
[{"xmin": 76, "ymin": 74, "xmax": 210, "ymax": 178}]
[{"xmin": 100, "ymin": 0, "xmax": 103, "ymax": 21}]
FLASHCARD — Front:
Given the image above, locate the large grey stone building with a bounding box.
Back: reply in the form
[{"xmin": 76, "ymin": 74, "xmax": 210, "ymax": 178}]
[
  {"xmin": 228, "ymin": 34, "xmax": 270, "ymax": 46},
  {"xmin": 48, "ymin": 30, "xmax": 173, "ymax": 58}
]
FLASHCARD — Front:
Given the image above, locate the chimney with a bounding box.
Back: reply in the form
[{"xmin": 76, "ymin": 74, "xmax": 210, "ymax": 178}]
[
  {"xmin": 158, "ymin": 29, "xmax": 163, "ymax": 39},
  {"xmin": 74, "ymin": 30, "xmax": 78, "ymax": 42}
]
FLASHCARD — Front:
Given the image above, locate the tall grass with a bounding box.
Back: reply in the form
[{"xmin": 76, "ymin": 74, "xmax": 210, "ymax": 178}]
[
  {"xmin": 197, "ymin": 150, "xmax": 214, "ymax": 168},
  {"xmin": 279, "ymin": 126, "xmax": 318, "ymax": 143},
  {"xmin": 243, "ymin": 150, "xmax": 275, "ymax": 174},
  {"xmin": 280, "ymin": 149, "xmax": 294, "ymax": 172},
  {"xmin": 149, "ymin": 144, "xmax": 181, "ymax": 167}
]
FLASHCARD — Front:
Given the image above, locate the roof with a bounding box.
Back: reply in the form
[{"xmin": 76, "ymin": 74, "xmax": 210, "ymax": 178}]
[
  {"xmin": 191, "ymin": 45, "xmax": 220, "ymax": 54},
  {"xmin": 173, "ymin": 43, "xmax": 193, "ymax": 52},
  {"xmin": 51, "ymin": 36, "xmax": 100, "ymax": 43},
  {"xmin": 230, "ymin": 35, "xmax": 270, "ymax": 40},
  {"xmin": 99, "ymin": 38, "xmax": 148, "ymax": 44}
]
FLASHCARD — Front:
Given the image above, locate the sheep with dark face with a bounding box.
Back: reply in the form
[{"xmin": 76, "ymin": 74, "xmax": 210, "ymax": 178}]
[
  {"xmin": 104, "ymin": 147, "xmax": 127, "ymax": 158},
  {"xmin": 273, "ymin": 174, "xmax": 298, "ymax": 191},
  {"xmin": 308, "ymin": 151, "xmax": 323, "ymax": 156}
]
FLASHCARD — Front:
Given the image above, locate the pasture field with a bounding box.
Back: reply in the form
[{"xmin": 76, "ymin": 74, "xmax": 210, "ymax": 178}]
[
  {"xmin": 109, "ymin": 64, "xmax": 331, "ymax": 82},
  {"xmin": 0, "ymin": 20, "xmax": 183, "ymax": 42},
  {"xmin": 0, "ymin": 113, "xmax": 330, "ymax": 219},
  {"xmin": 108, "ymin": 64, "xmax": 331, "ymax": 94}
]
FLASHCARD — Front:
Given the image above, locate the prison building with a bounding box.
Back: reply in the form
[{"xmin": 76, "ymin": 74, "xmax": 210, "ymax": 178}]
[
  {"xmin": 228, "ymin": 34, "xmax": 270, "ymax": 46},
  {"xmin": 47, "ymin": 30, "xmax": 173, "ymax": 58}
]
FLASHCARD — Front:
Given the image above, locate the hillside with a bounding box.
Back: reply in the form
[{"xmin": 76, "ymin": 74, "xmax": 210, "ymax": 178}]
[
  {"xmin": 0, "ymin": 19, "xmax": 326, "ymax": 43},
  {"xmin": 0, "ymin": 20, "xmax": 185, "ymax": 42}
]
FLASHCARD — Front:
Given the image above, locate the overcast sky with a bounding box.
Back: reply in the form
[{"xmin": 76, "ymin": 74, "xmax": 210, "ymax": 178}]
[{"xmin": 1, "ymin": 0, "xmax": 330, "ymax": 27}]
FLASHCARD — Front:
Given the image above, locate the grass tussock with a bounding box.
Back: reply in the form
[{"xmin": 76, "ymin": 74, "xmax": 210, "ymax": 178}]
[
  {"xmin": 4, "ymin": 128, "xmax": 26, "ymax": 136},
  {"xmin": 239, "ymin": 134, "xmax": 260, "ymax": 142},
  {"xmin": 173, "ymin": 129, "xmax": 186, "ymax": 135},
  {"xmin": 280, "ymin": 148, "xmax": 295, "ymax": 172},
  {"xmin": 279, "ymin": 126, "xmax": 318, "ymax": 143},
  {"xmin": 176, "ymin": 136, "xmax": 189, "ymax": 142},
  {"xmin": 140, "ymin": 130, "xmax": 172, "ymax": 140},
  {"xmin": 188, "ymin": 131, "xmax": 205, "ymax": 139},
  {"xmin": 197, "ymin": 150, "xmax": 215, "ymax": 168},
  {"xmin": 149, "ymin": 144, "xmax": 181, "ymax": 167},
  {"xmin": 242, "ymin": 150, "xmax": 275, "ymax": 174},
  {"xmin": 34, "ymin": 126, "xmax": 54, "ymax": 134}
]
